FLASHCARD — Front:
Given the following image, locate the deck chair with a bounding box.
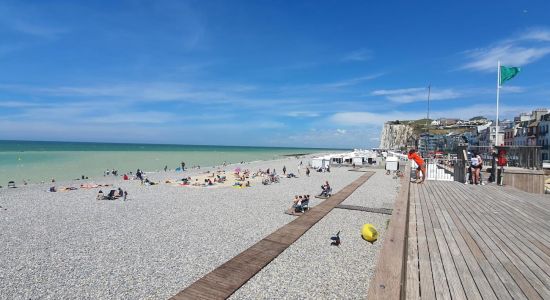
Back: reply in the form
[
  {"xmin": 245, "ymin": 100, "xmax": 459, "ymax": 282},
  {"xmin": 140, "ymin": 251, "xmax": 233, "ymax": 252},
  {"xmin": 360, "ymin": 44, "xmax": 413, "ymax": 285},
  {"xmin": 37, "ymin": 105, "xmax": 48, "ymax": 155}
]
[{"xmin": 8, "ymin": 181, "xmax": 16, "ymax": 188}]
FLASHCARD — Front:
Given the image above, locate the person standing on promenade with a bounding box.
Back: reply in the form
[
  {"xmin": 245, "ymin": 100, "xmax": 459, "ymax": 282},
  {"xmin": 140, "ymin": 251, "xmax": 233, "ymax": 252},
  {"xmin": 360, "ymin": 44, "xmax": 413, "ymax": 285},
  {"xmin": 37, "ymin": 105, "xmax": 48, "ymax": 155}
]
[
  {"xmin": 408, "ymin": 149, "xmax": 426, "ymax": 183},
  {"xmin": 470, "ymin": 152, "xmax": 483, "ymax": 185}
]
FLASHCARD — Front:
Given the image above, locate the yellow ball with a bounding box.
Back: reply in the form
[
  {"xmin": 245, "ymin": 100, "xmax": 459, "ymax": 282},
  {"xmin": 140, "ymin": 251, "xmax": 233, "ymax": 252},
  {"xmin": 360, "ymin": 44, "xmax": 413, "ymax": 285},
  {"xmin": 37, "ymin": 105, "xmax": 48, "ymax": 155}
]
[{"xmin": 361, "ymin": 224, "xmax": 378, "ymax": 243}]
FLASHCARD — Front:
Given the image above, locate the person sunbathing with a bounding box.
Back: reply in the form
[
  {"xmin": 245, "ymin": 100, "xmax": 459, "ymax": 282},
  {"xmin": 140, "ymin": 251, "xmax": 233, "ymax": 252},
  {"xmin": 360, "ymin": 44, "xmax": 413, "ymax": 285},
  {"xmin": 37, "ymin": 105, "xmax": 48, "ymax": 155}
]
[
  {"xmin": 289, "ymin": 195, "xmax": 301, "ymax": 211},
  {"xmin": 320, "ymin": 181, "xmax": 331, "ymax": 197}
]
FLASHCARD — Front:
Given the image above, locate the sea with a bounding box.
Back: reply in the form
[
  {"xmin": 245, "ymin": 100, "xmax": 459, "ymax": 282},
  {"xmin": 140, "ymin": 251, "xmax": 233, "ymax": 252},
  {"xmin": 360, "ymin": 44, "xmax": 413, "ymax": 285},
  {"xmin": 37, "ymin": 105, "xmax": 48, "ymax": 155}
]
[{"xmin": 0, "ymin": 140, "xmax": 345, "ymax": 185}]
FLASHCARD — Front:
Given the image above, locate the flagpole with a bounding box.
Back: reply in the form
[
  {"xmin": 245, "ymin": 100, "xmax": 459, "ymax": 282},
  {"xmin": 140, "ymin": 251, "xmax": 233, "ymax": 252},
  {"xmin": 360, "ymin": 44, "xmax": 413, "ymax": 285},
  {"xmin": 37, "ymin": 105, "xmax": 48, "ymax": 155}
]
[
  {"xmin": 426, "ymin": 84, "xmax": 431, "ymax": 156},
  {"xmin": 495, "ymin": 60, "xmax": 501, "ymax": 147}
]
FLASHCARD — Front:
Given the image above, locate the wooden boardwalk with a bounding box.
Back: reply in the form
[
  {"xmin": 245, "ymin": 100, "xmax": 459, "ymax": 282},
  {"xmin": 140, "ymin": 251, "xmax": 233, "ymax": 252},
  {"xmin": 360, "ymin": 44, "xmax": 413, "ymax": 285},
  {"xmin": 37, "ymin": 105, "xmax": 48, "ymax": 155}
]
[
  {"xmin": 406, "ymin": 181, "xmax": 550, "ymax": 300},
  {"xmin": 171, "ymin": 172, "xmax": 374, "ymax": 300}
]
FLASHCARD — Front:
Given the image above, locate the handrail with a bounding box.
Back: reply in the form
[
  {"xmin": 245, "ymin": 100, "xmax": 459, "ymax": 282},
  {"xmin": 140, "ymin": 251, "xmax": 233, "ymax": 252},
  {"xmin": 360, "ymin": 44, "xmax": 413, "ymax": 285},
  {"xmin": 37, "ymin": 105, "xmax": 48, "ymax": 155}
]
[{"xmin": 367, "ymin": 165, "xmax": 411, "ymax": 299}]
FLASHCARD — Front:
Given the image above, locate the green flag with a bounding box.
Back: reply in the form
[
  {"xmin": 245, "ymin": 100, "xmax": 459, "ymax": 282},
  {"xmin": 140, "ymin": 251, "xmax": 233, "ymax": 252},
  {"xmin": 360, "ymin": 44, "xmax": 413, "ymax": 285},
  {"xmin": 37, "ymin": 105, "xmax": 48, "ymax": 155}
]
[{"xmin": 500, "ymin": 65, "xmax": 521, "ymax": 85}]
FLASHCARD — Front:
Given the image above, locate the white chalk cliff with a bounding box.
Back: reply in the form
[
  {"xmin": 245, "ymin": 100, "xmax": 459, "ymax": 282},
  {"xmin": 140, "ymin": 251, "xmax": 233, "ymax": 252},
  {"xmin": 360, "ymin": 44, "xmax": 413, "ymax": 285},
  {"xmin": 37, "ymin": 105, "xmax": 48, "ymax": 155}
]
[{"xmin": 379, "ymin": 122, "xmax": 414, "ymax": 149}]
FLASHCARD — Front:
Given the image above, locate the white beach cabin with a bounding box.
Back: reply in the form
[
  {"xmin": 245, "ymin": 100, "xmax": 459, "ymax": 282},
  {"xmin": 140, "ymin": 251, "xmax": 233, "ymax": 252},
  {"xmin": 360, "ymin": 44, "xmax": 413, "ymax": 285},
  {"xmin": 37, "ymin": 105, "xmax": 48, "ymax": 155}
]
[
  {"xmin": 352, "ymin": 156, "xmax": 364, "ymax": 165},
  {"xmin": 311, "ymin": 157, "xmax": 330, "ymax": 169}
]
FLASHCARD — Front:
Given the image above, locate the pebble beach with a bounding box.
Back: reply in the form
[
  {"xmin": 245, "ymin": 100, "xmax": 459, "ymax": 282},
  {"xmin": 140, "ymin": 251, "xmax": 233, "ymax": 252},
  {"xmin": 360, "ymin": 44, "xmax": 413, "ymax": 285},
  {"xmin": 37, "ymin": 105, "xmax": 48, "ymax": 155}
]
[{"xmin": 0, "ymin": 155, "xmax": 399, "ymax": 299}]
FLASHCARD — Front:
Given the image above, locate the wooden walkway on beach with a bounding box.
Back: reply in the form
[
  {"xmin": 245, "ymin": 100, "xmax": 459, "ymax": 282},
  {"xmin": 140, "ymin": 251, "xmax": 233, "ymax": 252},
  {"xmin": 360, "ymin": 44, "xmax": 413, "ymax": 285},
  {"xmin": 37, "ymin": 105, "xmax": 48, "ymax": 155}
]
[
  {"xmin": 369, "ymin": 175, "xmax": 550, "ymax": 299},
  {"xmin": 171, "ymin": 171, "xmax": 374, "ymax": 300}
]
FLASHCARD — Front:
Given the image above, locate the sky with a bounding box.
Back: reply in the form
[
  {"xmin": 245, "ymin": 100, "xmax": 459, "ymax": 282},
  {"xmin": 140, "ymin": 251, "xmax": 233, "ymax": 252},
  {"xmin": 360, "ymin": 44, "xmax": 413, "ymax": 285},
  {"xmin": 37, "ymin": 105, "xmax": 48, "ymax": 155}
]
[{"xmin": 0, "ymin": 0, "xmax": 549, "ymax": 148}]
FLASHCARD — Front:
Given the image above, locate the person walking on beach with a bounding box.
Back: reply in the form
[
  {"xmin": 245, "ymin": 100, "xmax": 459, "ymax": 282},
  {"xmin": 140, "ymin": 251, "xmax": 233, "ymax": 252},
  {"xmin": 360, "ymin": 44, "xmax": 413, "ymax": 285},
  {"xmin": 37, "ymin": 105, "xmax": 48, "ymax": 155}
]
[
  {"xmin": 408, "ymin": 149, "xmax": 426, "ymax": 183},
  {"xmin": 164, "ymin": 165, "xmax": 168, "ymax": 172},
  {"xmin": 306, "ymin": 167, "xmax": 310, "ymax": 177},
  {"xmin": 181, "ymin": 162, "xmax": 185, "ymax": 171},
  {"xmin": 283, "ymin": 166, "xmax": 286, "ymax": 175},
  {"xmin": 123, "ymin": 191, "xmax": 128, "ymax": 201}
]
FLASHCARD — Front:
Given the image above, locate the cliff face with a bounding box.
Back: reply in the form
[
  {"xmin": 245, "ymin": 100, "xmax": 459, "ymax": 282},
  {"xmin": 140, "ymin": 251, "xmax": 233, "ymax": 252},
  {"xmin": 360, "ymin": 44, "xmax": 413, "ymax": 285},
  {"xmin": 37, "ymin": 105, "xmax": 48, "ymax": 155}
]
[{"xmin": 379, "ymin": 123, "xmax": 414, "ymax": 149}]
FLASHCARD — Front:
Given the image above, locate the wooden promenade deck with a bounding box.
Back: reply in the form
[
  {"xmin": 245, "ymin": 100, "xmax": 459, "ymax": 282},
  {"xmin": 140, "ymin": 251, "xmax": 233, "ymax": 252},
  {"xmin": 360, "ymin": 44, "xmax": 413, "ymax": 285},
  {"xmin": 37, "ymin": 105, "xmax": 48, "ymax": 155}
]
[
  {"xmin": 406, "ymin": 181, "xmax": 550, "ymax": 300},
  {"xmin": 171, "ymin": 172, "xmax": 374, "ymax": 300}
]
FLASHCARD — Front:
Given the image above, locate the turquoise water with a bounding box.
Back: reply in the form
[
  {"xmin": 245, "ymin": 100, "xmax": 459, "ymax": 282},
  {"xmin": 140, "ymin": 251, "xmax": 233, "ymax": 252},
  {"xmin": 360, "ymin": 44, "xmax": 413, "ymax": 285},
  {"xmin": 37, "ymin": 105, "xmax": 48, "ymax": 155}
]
[{"xmin": 0, "ymin": 140, "xmax": 345, "ymax": 185}]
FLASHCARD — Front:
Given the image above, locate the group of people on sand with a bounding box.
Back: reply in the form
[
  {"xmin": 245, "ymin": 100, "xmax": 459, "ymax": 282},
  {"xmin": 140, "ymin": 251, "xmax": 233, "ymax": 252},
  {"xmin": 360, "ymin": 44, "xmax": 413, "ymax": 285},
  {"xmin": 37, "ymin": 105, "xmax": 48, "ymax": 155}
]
[
  {"xmin": 97, "ymin": 187, "xmax": 128, "ymax": 201},
  {"xmin": 49, "ymin": 183, "xmax": 112, "ymax": 192},
  {"xmin": 104, "ymin": 169, "xmax": 119, "ymax": 176},
  {"xmin": 289, "ymin": 194, "xmax": 311, "ymax": 213}
]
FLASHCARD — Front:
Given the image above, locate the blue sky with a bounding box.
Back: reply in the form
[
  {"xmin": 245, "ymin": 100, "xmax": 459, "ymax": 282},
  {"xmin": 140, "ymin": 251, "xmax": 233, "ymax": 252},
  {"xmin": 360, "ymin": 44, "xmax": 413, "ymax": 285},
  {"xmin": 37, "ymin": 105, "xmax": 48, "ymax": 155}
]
[{"xmin": 0, "ymin": 0, "xmax": 549, "ymax": 148}]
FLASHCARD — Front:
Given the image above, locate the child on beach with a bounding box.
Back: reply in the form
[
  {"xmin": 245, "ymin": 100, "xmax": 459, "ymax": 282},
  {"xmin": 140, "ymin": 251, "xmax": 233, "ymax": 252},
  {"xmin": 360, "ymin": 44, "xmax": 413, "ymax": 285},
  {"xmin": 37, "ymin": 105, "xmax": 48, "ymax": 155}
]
[{"xmin": 408, "ymin": 149, "xmax": 426, "ymax": 184}]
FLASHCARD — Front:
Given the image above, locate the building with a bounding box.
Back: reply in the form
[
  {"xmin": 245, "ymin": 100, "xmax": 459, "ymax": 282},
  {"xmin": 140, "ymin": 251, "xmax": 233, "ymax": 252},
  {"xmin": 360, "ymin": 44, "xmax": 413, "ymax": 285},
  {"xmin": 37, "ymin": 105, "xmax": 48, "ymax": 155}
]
[
  {"xmin": 479, "ymin": 125, "xmax": 505, "ymax": 147},
  {"xmin": 513, "ymin": 108, "xmax": 549, "ymax": 147},
  {"xmin": 537, "ymin": 113, "xmax": 550, "ymax": 161},
  {"xmin": 504, "ymin": 123, "xmax": 518, "ymax": 146}
]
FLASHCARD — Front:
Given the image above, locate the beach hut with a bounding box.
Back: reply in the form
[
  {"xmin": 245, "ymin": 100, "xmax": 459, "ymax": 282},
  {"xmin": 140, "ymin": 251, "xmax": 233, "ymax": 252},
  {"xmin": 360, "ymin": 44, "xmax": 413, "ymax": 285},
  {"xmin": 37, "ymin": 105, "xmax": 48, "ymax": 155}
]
[
  {"xmin": 352, "ymin": 156, "xmax": 364, "ymax": 165},
  {"xmin": 331, "ymin": 156, "xmax": 344, "ymax": 164},
  {"xmin": 386, "ymin": 156, "xmax": 399, "ymax": 171},
  {"xmin": 311, "ymin": 157, "xmax": 330, "ymax": 169}
]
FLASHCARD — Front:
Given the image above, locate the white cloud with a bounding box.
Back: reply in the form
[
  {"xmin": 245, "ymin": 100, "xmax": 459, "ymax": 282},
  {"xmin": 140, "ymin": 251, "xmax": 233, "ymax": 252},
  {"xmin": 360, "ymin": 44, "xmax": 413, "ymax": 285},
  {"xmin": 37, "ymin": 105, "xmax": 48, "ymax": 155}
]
[
  {"xmin": 285, "ymin": 111, "xmax": 320, "ymax": 117},
  {"xmin": 329, "ymin": 103, "xmax": 539, "ymax": 128},
  {"xmin": 336, "ymin": 129, "xmax": 347, "ymax": 134},
  {"xmin": 325, "ymin": 74, "xmax": 385, "ymax": 88},
  {"xmin": 461, "ymin": 28, "xmax": 550, "ymax": 72},
  {"xmin": 0, "ymin": 3, "xmax": 68, "ymax": 39},
  {"xmin": 0, "ymin": 100, "xmax": 42, "ymax": 108},
  {"xmin": 500, "ymin": 85, "xmax": 525, "ymax": 93},
  {"xmin": 330, "ymin": 111, "xmax": 426, "ymax": 126},
  {"xmin": 279, "ymin": 73, "xmax": 384, "ymax": 93},
  {"xmin": 372, "ymin": 87, "xmax": 461, "ymax": 103},
  {"xmin": 343, "ymin": 49, "xmax": 373, "ymax": 62},
  {"xmin": 273, "ymin": 127, "xmax": 383, "ymax": 148},
  {"xmin": 257, "ymin": 121, "xmax": 286, "ymax": 129}
]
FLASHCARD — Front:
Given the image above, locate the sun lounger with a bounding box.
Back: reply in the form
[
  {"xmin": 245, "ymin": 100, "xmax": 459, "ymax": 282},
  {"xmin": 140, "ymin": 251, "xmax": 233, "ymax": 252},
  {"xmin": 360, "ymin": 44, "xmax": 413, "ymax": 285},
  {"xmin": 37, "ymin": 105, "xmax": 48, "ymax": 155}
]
[{"xmin": 8, "ymin": 181, "xmax": 16, "ymax": 188}]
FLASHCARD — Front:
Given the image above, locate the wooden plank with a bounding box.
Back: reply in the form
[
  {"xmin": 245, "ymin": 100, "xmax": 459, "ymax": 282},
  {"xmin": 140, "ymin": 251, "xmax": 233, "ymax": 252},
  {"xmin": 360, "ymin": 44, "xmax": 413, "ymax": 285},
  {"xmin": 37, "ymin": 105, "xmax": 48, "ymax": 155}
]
[
  {"xmin": 483, "ymin": 185, "xmax": 550, "ymax": 224},
  {"xmin": 413, "ymin": 184, "xmax": 436, "ymax": 300},
  {"xmin": 468, "ymin": 185, "xmax": 550, "ymax": 262},
  {"xmin": 171, "ymin": 172, "xmax": 374, "ymax": 300},
  {"xmin": 446, "ymin": 182, "xmax": 546, "ymax": 299},
  {"xmin": 405, "ymin": 184, "xmax": 419, "ymax": 300},
  {"xmin": 424, "ymin": 183, "xmax": 482, "ymax": 299},
  {"xmin": 462, "ymin": 184, "xmax": 550, "ymax": 277},
  {"xmin": 368, "ymin": 166, "xmax": 411, "ymax": 300},
  {"xmin": 426, "ymin": 183, "xmax": 497, "ymax": 300},
  {"xmin": 335, "ymin": 204, "xmax": 393, "ymax": 215},
  {"xmin": 438, "ymin": 182, "xmax": 533, "ymax": 299},
  {"xmin": 417, "ymin": 184, "xmax": 452, "ymax": 300},
  {"xmin": 430, "ymin": 183, "xmax": 513, "ymax": 300},
  {"xmin": 443, "ymin": 182, "xmax": 550, "ymax": 298}
]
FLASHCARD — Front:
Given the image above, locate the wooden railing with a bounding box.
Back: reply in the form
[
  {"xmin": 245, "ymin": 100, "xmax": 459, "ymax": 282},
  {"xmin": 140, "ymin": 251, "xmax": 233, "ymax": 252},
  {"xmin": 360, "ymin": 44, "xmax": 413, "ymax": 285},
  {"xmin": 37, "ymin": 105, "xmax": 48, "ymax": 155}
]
[{"xmin": 367, "ymin": 165, "xmax": 411, "ymax": 299}]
